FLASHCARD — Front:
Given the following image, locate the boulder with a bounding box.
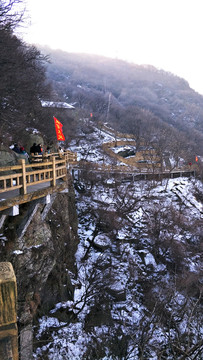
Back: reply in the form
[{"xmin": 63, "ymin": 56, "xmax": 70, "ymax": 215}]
[
  {"xmin": 106, "ymin": 284, "xmax": 126, "ymax": 301},
  {"xmin": 0, "ymin": 145, "xmax": 18, "ymax": 167},
  {"xmin": 24, "ymin": 133, "xmax": 44, "ymax": 155}
]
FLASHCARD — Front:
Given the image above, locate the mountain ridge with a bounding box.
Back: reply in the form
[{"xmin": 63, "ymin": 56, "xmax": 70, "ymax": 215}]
[{"xmin": 39, "ymin": 46, "xmax": 203, "ymax": 158}]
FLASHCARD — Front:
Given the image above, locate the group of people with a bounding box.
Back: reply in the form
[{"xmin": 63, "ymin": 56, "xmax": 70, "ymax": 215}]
[
  {"xmin": 12, "ymin": 142, "xmax": 64, "ymax": 158},
  {"xmin": 12, "ymin": 143, "xmax": 29, "ymax": 157},
  {"xmin": 30, "ymin": 143, "xmax": 43, "ymax": 154},
  {"xmin": 12, "ymin": 142, "xmax": 43, "ymax": 161}
]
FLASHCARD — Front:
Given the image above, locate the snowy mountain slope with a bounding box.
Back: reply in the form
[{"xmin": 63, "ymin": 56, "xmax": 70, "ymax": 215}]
[
  {"xmin": 68, "ymin": 119, "xmax": 117, "ymax": 164},
  {"xmin": 33, "ymin": 165, "xmax": 203, "ymax": 359}
]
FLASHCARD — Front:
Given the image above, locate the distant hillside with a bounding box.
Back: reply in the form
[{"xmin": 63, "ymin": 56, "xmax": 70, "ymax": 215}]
[
  {"xmin": 1, "ymin": 25, "xmax": 203, "ymax": 162},
  {"xmin": 40, "ymin": 47, "xmax": 203, "ymax": 157}
]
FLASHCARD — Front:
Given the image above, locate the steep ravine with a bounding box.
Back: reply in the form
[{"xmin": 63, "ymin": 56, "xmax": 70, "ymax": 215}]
[{"xmin": 0, "ymin": 174, "xmax": 79, "ymax": 356}]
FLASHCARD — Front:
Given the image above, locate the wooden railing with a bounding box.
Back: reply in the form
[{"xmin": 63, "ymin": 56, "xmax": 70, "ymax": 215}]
[
  {"xmin": 76, "ymin": 161, "xmax": 194, "ymax": 174},
  {"xmin": 0, "ymin": 157, "xmax": 67, "ymax": 196},
  {"xmin": 30, "ymin": 150, "xmax": 77, "ymax": 164}
]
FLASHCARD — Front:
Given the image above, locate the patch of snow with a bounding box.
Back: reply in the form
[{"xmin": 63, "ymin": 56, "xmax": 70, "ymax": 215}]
[
  {"xmin": 13, "ymin": 249, "xmax": 23, "ymax": 255},
  {"xmin": 40, "ymin": 100, "xmax": 75, "ymax": 109},
  {"xmin": 144, "ymin": 252, "xmax": 157, "ymax": 267},
  {"xmin": 26, "ymin": 127, "xmax": 40, "ymax": 134}
]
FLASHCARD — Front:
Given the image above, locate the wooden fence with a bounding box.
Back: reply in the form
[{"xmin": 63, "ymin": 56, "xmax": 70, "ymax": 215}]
[
  {"xmin": 30, "ymin": 150, "xmax": 77, "ymax": 164},
  {"xmin": 76, "ymin": 160, "xmax": 194, "ymax": 174},
  {"xmin": 0, "ymin": 157, "xmax": 67, "ymax": 196}
]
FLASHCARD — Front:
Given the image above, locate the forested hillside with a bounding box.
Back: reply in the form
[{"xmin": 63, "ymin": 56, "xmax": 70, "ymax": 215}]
[
  {"xmin": 1, "ymin": 0, "xmax": 203, "ymax": 161},
  {"xmin": 0, "ymin": 7, "xmax": 52, "ymax": 144},
  {"xmin": 41, "ymin": 47, "xmax": 203, "ymax": 161}
]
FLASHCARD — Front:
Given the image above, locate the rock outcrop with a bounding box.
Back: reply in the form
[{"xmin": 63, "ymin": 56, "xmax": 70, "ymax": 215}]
[
  {"xmin": 0, "ymin": 145, "xmax": 18, "ymax": 167},
  {"xmin": 0, "ymin": 174, "xmax": 79, "ymax": 355}
]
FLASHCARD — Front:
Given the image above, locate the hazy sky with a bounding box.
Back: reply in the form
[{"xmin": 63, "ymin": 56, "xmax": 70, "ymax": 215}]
[{"xmin": 21, "ymin": 0, "xmax": 203, "ymax": 94}]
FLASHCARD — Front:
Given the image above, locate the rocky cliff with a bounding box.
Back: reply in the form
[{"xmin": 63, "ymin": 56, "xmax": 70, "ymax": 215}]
[{"xmin": 0, "ymin": 173, "xmax": 79, "ymax": 348}]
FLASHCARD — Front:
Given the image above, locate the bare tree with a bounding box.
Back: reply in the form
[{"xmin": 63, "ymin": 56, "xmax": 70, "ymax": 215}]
[{"xmin": 0, "ymin": 0, "xmax": 24, "ymax": 29}]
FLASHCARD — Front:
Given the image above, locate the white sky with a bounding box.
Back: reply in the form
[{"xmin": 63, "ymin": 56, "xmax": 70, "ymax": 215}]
[{"xmin": 21, "ymin": 0, "xmax": 203, "ymax": 94}]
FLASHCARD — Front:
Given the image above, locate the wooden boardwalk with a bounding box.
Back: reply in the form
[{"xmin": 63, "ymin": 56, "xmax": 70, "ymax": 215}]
[
  {"xmin": 0, "ymin": 151, "xmax": 196, "ymax": 213},
  {"xmin": 0, "ymin": 180, "xmax": 67, "ymax": 212},
  {"xmin": 73, "ymin": 161, "xmax": 195, "ymax": 181},
  {"xmin": 0, "ymin": 151, "xmax": 77, "ymax": 213}
]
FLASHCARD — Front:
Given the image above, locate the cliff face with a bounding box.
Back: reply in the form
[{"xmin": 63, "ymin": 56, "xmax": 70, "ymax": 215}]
[{"xmin": 0, "ymin": 175, "xmax": 79, "ymax": 328}]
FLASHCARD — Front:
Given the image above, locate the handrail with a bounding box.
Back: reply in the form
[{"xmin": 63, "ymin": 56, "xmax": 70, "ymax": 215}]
[
  {"xmin": 30, "ymin": 150, "xmax": 77, "ymax": 164},
  {"xmin": 0, "ymin": 150, "xmax": 194, "ymax": 208},
  {"xmin": 0, "ymin": 157, "xmax": 67, "ymax": 196},
  {"xmin": 76, "ymin": 160, "xmax": 195, "ymax": 175}
]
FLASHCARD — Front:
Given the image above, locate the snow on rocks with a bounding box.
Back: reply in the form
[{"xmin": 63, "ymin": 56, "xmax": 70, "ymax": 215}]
[{"xmin": 34, "ymin": 157, "xmax": 203, "ymax": 359}]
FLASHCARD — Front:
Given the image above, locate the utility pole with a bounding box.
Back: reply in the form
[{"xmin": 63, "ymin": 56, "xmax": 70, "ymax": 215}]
[{"xmin": 106, "ymin": 92, "xmax": 112, "ymax": 122}]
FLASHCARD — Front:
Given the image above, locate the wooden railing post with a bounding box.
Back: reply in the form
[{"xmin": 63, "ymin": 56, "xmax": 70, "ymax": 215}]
[
  {"xmin": 0, "ymin": 262, "xmax": 18, "ymax": 360},
  {"xmin": 51, "ymin": 156, "xmax": 56, "ymax": 187},
  {"xmin": 19, "ymin": 159, "xmax": 27, "ymax": 195}
]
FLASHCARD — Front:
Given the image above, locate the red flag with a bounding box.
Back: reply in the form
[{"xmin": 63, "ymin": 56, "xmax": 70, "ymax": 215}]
[
  {"xmin": 195, "ymin": 156, "xmax": 198, "ymax": 162},
  {"xmin": 54, "ymin": 117, "xmax": 65, "ymax": 141}
]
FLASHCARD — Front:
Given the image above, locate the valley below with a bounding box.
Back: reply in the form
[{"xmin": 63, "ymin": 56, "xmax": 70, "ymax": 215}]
[{"xmin": 32, "ymin": 124, "xmax": 203, "ymax": 360}]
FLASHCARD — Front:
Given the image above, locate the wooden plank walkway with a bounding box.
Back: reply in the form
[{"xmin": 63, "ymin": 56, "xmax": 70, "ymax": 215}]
[
  {"xmin": 0, "ymin": 151, "xmax": 76, "ymax": 212},
  {"xmin": 0, "ymin": 180, "xmax": 67, "ymax": 212},
  {"xmin": 0, "ymin": 148, "xmax": 196, "ymax": 212},
  {"xmin": 73, "ymin": 163, "xmax": 195, "ymax": 180},
  {"xmin": 0, "ymin": 180, "xmax": 51, "ymax": 201}
]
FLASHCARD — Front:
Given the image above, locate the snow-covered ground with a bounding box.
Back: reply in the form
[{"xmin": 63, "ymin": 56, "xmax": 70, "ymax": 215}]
[
  {"xmin": 68, "ymin": 120, "xmax": 116, "ymax": 164},
  {"xmin": 33, "ymin": 121, "xmax": 203, "ymax": 359},
  {"xmin": 33, "ymin": 173, "xmax": 203, "ymax": 359}
]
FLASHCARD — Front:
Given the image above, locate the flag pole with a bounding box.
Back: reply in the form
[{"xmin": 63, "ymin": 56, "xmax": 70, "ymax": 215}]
[{"xmin": 53, "ymin": 116, "xmax": 58, "ymax": 151}]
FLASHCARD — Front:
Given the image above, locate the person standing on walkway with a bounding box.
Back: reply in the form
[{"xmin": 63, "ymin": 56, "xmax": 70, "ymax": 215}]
[
  {"xmin": 36, "ymin": 144, "xmax": 43, "ymax": 154},
  {"xmin": 30, "ymin": 143, "xmax": 38, "ymax": 154}
]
